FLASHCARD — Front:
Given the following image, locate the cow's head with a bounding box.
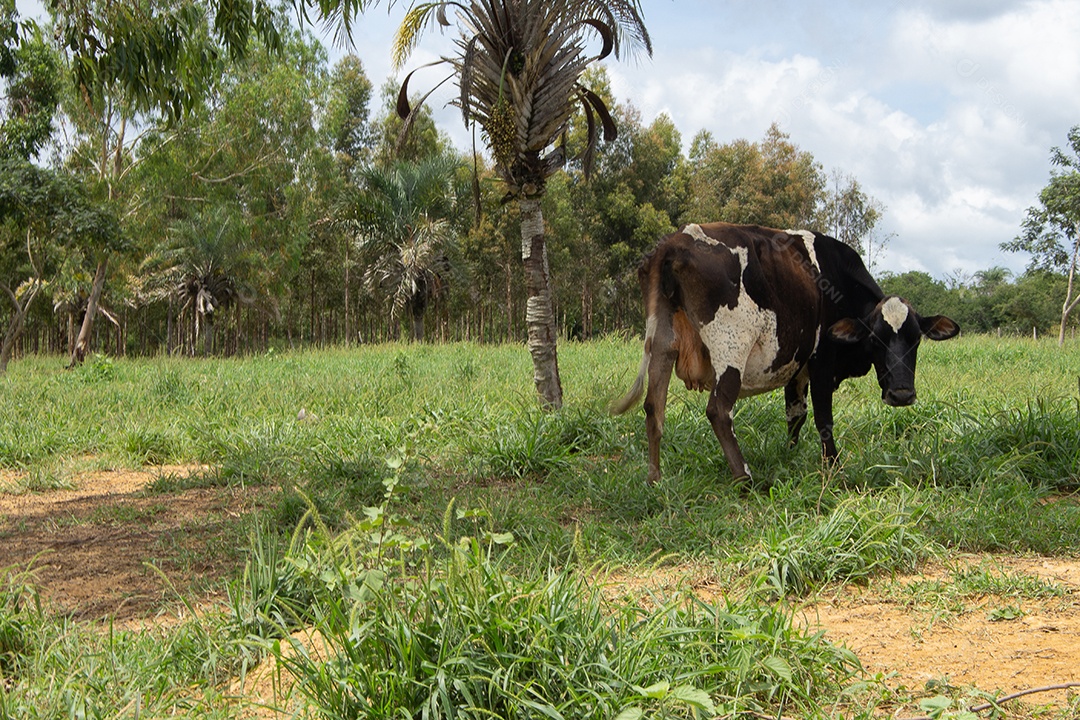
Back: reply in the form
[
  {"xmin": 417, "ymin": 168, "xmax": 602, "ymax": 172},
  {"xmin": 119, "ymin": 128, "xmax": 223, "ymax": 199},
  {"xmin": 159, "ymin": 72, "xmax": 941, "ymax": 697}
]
[{"xmin": 828, "ymin": 296, "xmax": 960, "ymax": 406}]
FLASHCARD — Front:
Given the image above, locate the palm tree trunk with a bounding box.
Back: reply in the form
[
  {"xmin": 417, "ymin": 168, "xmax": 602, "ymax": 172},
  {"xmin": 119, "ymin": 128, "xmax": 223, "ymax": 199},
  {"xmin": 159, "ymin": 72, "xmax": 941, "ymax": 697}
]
[
  {"xmin": 519, "ymin": 196, "xmax": 563, "ymax": 410},
  {"xmin": 68, "ymin": 257, "xmax": 109, "ymax": 368},
  {"xmin": 203, "ymin": 314, "xmax": 215, "ymax": 356}
]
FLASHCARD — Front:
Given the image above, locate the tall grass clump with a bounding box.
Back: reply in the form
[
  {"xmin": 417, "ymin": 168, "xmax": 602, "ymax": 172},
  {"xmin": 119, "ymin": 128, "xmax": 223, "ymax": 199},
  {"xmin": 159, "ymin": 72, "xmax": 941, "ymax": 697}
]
[
  {"xmin": 274, "ymin": 540, "xmax": 858, "ymax": 720},
  {"xmin": 250, "ymin": 466, "xmax": 859, "ymax": 720},
  {"xmin": 463, "ymin": 410, "xmax": 574, "ymax": 480},
  {"xmin": 752, "ymin": 490, "xmax": 936, "ymax": 597},
  {"xmin": 924, "ymin": 475, "xmax": 1080, "ymax": 554}
]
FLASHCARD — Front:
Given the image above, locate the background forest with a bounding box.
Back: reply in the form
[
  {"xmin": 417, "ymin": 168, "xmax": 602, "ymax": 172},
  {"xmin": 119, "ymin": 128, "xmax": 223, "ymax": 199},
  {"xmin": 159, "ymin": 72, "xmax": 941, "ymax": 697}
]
[{"xmin": 2, "ymin": 5, "xmax": 1078, "ymax": 369}]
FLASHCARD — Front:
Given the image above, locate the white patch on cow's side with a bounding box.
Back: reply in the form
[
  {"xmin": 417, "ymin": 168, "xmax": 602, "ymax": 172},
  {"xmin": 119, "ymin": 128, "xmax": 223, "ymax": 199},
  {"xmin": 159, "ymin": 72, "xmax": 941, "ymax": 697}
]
[
  {"xmin": 682, "ymin": 223, "xmax": 718, "ymax": 245},
  {"xmin": 785, "ymin": 229, "xmax": 820, "ymax": 271},
  {"xmin": 881, "ymin": 297, "xmax": 910, "ymax": 332},
  {"xmin": 697, "ymin": 246, "xmax": 801, "ymax": 397}
]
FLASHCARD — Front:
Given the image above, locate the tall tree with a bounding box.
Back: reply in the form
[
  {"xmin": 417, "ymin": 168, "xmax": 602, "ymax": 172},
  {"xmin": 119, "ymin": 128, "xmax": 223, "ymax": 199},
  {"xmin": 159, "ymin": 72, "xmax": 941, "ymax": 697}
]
[
  {"xmin": 325, "ymin": 54, "xmax": 376, "ymax": 172},
  {"xmin": 0, "ymin": 13, "xmax": 91, "ymax": 373},
  {"xmin": 813, "ymin": 169, "xmax": 886, "ymax": 267},
  {"xmin": 1003, "ymin": 126, "xmax": 1080, "ymax": 346},
  {"xmin": 1, "ymin": 18, "xmax": 59, "ymax": 162},
  {"xmin": 132, "ymin": 30, "xmax": 326, "ymax": 354},
  {"xmin": 313, "ymin": 54, "xmax": 377, "ymax": 344},
  {"xmin": 0, "ymin": 159, "xmax": 121, "ymax": 372},
  {"xmin": 393, "ymin": 0, "xmax": 652, "ymax": 409},
  {"xmin": 686, "ymin": 124, "xmax": 825, "ymax": 230}
]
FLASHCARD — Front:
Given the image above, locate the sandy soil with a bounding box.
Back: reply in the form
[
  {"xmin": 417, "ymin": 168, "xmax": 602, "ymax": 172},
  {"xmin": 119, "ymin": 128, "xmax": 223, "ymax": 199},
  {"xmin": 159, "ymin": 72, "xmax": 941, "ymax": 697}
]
[{"xmin": 1, "ymin": 468, "xmax": 1077, "ymax": 717}]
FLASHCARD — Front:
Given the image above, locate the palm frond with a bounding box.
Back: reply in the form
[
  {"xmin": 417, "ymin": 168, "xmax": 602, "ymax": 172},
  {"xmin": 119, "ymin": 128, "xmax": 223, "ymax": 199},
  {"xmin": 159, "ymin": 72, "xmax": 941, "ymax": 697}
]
[
  {"xmin": 396, "ymin": 0, "xmax": 651, "ymax": 196},
  {"xmin": 392, "ymin": 3, "xmax": 441, "ymax": 69}
]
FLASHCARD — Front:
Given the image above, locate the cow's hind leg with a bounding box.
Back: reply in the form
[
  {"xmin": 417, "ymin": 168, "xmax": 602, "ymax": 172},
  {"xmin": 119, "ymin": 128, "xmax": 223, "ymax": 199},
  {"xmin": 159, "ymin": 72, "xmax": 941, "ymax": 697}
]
[
  {"xmin": 784, "ymin": 367, "xmax": 810, "ymax": 447},
  {"xmin": 643, "ymin": 321, "xmax": 677, "ymax": 485},
  {"xmin": 706, "ymin": 365, "xmax": 750, "ymax": 481}
]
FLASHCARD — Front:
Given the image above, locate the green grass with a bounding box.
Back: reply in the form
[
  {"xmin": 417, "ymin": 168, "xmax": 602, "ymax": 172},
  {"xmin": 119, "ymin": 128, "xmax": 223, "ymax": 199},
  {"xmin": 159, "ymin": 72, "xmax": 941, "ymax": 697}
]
[{"xmin": 0, "ymin": 335, "xmax": 1078, "ymax": 718}]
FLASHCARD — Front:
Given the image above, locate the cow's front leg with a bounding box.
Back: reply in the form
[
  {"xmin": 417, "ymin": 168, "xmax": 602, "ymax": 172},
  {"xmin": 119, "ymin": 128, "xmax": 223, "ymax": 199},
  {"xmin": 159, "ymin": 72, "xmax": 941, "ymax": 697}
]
[
  {"xmin": 705, "ymin": 366, "xmax": 750, "ymax": 481},
  {"xmin": 809, "ymin": 367, "xmax": 839, "ymax": 460},
  {"xmin": 784, "ymin": 367, "xmax": 810, "ymax": 447},
  {"xmin": 643, "ymin": 345, "xmax": 676, "ymax": 485}
]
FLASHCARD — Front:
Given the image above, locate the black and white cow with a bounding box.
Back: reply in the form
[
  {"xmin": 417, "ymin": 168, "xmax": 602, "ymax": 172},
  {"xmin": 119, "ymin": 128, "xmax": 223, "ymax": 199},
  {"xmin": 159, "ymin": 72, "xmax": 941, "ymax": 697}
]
[{"xmin": 612, "ymin": 222, "xmax": 960, "ymax": 484}]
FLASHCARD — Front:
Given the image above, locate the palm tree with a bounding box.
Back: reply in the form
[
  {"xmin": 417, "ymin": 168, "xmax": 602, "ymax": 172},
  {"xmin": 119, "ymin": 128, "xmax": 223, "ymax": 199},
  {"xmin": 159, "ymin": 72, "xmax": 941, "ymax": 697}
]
[
  {"xmin": 393, "ymin": 0, "xmax": 651, "ymax": 408},
  {"xmin": 353, "ymin": 154, "xmax": 460, "ymax": 341},
  {"xmin": 140, "ymin": 209, "xmax": 252, "ymax": 356}
]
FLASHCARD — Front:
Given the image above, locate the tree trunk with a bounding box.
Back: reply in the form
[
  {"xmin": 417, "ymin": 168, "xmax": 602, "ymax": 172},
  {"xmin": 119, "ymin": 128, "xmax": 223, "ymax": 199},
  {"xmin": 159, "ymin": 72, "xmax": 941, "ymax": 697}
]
[
  {"xmin": 68, "ymin": 258, "xmax": 109, "ymax": 368},
  {"xmin": 411, "ymin": 312, "xmax": 424, "ymax": 342},
  {"xmin": 166, "ymin": 294, "xmax": 175, "ymax": 355},
  {"xmin": 518, "ymin": 196, "xmax": 563, "ymax": 410},
  {"xmin": 344, "ymin": 241, "xmax": 352, "ymax": 345},
  {"xmin": 203, "ymin": 313, "xmax": 215, "ymax": 356},
  {"xmin": 0, "ymin": 282, "xmax": 41, "ymax": 375},
  {"xmin": 1058, "ymin": 237, "xmax": 1079, "ymax": 346}
]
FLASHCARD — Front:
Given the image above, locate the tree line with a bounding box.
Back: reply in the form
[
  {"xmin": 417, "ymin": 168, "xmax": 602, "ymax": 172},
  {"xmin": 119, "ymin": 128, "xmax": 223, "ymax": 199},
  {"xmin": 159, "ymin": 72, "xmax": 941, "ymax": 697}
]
[{"xmin": 2, "ymin": 1, "xmax": 1077, "ymax": 380}]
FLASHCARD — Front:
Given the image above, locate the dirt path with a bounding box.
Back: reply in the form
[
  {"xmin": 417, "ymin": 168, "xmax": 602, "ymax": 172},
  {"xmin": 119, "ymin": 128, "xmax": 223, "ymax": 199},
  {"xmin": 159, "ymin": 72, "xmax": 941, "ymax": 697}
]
[{"xmin": 0, "ymin": 465, "xmax": 273, "ymax": 619}]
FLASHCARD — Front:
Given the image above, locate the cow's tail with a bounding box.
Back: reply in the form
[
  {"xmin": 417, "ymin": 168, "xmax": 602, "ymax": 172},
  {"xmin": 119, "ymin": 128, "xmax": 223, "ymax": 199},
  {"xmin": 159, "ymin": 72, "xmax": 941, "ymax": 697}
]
[{"xmin": 610, "ymin": 315, "xmax": 655, "ymax": 415}]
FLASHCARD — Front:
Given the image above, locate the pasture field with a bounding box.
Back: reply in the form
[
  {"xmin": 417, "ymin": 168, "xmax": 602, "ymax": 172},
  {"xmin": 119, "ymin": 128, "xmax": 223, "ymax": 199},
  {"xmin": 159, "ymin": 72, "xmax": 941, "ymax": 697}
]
[{"xmin": 0, "ymin": 335, "xmax": 1078, "ymax": 719}]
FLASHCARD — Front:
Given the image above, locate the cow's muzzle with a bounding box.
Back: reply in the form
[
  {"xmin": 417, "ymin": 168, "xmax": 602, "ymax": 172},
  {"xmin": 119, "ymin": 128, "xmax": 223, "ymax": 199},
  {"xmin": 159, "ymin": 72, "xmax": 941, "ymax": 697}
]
[{"xmin": 883, "ymin": 387, "xmax": 916, "ymax": 407}]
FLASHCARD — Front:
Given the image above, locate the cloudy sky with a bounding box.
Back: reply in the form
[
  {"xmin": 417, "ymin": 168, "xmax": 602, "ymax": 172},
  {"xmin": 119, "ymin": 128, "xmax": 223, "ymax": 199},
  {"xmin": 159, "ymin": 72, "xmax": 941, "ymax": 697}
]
[{"xmin": 17, "ymin": 0, "xmax": 1080, "ymax": 278}]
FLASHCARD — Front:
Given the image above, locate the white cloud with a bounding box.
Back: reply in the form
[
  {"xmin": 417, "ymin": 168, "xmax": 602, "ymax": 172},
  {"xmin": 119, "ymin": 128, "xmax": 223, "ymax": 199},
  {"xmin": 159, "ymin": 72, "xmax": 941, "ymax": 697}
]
[{"xmin": 600, "ymin": 0, "xmax": 1080, "ymax": 277}]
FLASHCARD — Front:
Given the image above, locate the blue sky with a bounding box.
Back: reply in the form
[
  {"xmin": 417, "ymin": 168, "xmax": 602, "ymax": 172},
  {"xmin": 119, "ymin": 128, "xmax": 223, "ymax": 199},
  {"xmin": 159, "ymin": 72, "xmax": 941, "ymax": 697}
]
[{"xmin": 16, "ymin": 0, "xmax": 1080, "ymax": 279}]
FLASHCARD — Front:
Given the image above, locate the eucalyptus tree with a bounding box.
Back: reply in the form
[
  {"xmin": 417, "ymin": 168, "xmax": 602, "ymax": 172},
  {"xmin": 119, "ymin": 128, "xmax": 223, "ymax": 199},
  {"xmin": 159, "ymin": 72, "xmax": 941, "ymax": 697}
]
[
  {"xmin": 0, "ymin": 160, "xmax": 121, "ymax": 372},
  {"xmin": 1, "ymin": 17, "xmax": 59, "ymax": 161},
  {"xmin": 353, "ymin": 153, "xmax": 462, "ymax": 341},
  {"xmin": 1003, "ymin": 126, "xmax": 1080, "ymax": 346},
  {"xmin": 0, "ymin": 16, "xmax": 83, "ymax": 372},
  {"xmin": 569, "ymin": 91, "xmax": 684, "ymax": 330},
  {"xmin": 43, "ymin": 0, "xmax": 356, "ymax": 363},
  {"xmin": 813, "ymin": 170, "xmax": 886, "ymax": 268},
  {"xmin": 686, "ymin": 124, "xmax": 825, "ymax": 231},
  {"xmin": 132, "ymin": 30, "xmax": 328, "ymax": 354},
  {"xmin": 311, "ymin": 54, "xmax": 377, "ymax": 344},
  {"xmin": 393, "ymin": 0, "xmax": 652, "ymax": 409},
  {"xmin": 325, "ymin": 55, "xmax": 376, "ymax": 173}
]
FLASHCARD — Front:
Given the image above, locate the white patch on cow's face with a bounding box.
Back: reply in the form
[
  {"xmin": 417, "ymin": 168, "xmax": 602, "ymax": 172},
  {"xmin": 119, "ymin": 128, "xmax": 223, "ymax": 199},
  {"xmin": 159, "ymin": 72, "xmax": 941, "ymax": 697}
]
[
  {"xmin": 683, "ymin": 223, "xmax": 717, "ymax": 245},
  {"xmin": 785, "ymin": 229, "xmax": 819, "ymax": 270},
  {"xmin": 881, "ymin": 297, "xmax": 910, "ymax": 333},
  {"xmin": 696, "ymin": 246, "xmax": 801, "ymax": 397}
]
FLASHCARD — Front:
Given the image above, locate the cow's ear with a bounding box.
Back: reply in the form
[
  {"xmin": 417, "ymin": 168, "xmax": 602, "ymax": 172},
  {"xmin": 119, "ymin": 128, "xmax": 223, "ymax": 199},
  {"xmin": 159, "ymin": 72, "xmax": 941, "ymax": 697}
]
[
  {"xmin": 921, "ymin": 315, "xmax": 960, "ymax": 340},
  {"xmin": 827, "ymin": 318, "xmax": 866, "ymax": 343}
]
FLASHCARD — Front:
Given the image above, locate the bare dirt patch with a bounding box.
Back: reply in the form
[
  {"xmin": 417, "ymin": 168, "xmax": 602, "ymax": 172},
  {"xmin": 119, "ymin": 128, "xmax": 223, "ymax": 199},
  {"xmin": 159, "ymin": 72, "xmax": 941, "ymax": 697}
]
[
  {"xmin": 0, "ymin": 465, "xmax": 275, "ymax": 620},
  {"xmin": 606, "ymin": 559, "xmax": 1080, "ymax": 713},
  {"xmin": 804, "ymin": 574, "xmax": 1080, "ymax": 706}
]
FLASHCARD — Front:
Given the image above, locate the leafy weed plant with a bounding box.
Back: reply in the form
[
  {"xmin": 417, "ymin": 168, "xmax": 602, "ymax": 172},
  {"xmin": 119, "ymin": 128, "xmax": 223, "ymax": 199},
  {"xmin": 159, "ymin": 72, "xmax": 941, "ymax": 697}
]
[{"xmin": 259, "ymin": 474, "xmax": 860, "ymax": 720}]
